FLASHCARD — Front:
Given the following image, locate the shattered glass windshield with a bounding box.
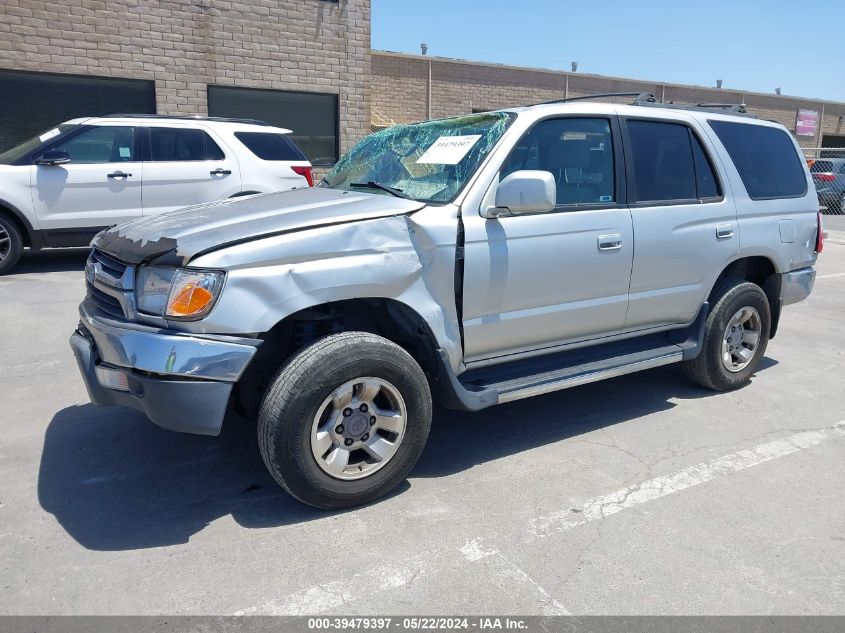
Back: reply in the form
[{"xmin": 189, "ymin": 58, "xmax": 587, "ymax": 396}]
[{"xmin": 321, "ymin": 112, "xmax": 515, "ymax": 204}]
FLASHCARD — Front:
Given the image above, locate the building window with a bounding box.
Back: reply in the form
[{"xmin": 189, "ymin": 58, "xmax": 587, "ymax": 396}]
[
  {"xmin": 208, "ymin": 85, "xmax": 339, "ymax": 166},
  {"xmin": 0, "ymin": 70, "xmax": 155, "ymax": 153}
]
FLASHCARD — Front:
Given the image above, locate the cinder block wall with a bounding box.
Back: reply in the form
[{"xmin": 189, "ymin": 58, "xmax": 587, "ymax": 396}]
[
  {"xmin": 372, "ymin": 51, "xmax": 845, "ymax": 150},
  {"xmin": 0, "ymin": 0, "xmax": 372, "ymax": 157}
]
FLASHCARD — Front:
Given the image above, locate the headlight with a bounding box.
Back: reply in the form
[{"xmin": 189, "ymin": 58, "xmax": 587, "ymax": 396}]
[
  {"xmin": 136, "ymin": 267, "xmax": 225, "ymax": 320},
  {"xmin": 136, "ymin": 266, "xmax": 176, "ymax": 315}
]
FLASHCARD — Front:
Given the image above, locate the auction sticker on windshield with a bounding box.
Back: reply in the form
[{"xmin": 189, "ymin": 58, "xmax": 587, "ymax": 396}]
[{"xmin": 416, "ymin": 135, "xmax": 482, "ymax": 165}]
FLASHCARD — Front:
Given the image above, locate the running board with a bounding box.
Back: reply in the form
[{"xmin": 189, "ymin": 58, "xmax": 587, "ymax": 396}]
[
  {"xmin": 434, "ymin": 304, "xmax": 708, "ymax": 412},
  {"xmin": 494, "ymin": 345, "xmax": 683, "ymax": 404}
]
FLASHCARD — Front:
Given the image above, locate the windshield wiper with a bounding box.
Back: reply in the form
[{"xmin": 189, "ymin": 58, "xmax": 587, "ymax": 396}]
[{"xmin": 349, "ymin": 181, "xmax": 409, "ymax": 199}]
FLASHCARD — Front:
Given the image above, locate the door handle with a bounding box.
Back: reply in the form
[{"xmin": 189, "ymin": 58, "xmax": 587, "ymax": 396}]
[
  {"xmin": 210, "ymin": 168, "xmax": 232, "ymax": 176},
  {"xmin": 598, "ymin": 234, "xmax": 623, "ymax": 251},
  {"xmin": 716, "ymin": 224, "xmax": 734, "ymax": 239},
  {"xmin": 107, "ymin": 171, "xmax": 131, "ymax": 179}
]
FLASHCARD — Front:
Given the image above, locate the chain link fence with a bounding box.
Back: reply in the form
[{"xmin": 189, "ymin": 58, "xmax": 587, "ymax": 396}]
[{"xmin": 803, "ymin": 147, "xmax": 845, "ymax": 214}]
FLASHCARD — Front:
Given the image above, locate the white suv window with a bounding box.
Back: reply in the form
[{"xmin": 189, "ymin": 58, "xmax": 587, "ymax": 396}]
[
  {"xmin": 148, "ymin": 127, "xmax": 225, "ymax": 161},
  {"xmin": 53, "ymin": 126, "xmax": 136, "ymax": 164}
]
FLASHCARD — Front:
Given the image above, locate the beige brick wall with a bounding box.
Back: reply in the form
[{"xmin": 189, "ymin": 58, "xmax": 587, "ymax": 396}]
[
  {"xmin": 372, "ymin": 51, "xmax": 845, "ymax": 153},
  {"xmin": 0, "ymin": 0, "xmax": 372, "ymax": 158}
]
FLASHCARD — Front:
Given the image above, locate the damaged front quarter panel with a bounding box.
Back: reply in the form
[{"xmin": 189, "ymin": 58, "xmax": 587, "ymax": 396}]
[{"xmin": 179, "ymin": 205, "xmax": 465, "ymax": 372}]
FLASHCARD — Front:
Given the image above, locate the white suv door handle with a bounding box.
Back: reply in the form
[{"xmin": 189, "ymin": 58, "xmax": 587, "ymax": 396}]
[
  {"xmin": 598, "ymin": 234, "xmax": 623, "ymax": 251},
  {"xmin": 716, "ymin": 224, "xmax": 734, "ymax": 239},
  {"xmin": 107, "ymin": 171, "xmax": 132, "ymax": 179}
]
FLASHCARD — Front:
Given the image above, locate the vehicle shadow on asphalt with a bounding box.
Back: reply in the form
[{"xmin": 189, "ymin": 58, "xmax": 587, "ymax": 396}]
[
  {"xmin": 11, "ymin": 248, "xmax": 89, "ymax": 274},
  {"xmin": 38, "ymin": 360, "xmax": 777, "ymax": 551}
]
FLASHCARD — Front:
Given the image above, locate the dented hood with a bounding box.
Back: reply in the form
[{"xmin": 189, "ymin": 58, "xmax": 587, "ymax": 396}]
[{"xmin": 92, "ymin": 187, "xmax": 426, "ymax": 265}]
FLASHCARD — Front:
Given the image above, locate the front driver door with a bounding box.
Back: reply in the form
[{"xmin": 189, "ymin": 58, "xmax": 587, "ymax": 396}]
[
  {"xmin": 31, "ymin": 125, "xmax": 142, "ymax": 235},
  {"xmin": 461, "ymin": 116, "xmax": 634, "ymax": 363}
]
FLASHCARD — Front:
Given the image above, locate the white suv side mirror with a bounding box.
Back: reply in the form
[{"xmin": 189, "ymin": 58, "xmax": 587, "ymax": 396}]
[{"xmin": 490, "ymin": 170, "xmax": 556, "ymax": 217}]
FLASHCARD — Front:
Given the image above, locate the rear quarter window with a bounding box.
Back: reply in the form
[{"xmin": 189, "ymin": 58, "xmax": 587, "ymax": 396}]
[
  {"xmin": 235, "ymin": 132, "xmax": 307, "ymax": 161},
  {"xmin": 709, "ymin": 120, "xmax": 807, "ymax": 200}
]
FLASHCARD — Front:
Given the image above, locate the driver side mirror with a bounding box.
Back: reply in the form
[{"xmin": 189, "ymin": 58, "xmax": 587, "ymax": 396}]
[
  {"xmin": 488, "ymin": 170, "xmax": 556, "ymax": 217},
  {"xmin": 35, "ymin": 150, "xmax": 71, "ymax": 166}
]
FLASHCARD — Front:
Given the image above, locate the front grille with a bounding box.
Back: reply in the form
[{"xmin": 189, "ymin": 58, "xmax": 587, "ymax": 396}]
[
  {"xmin": 91, "ymin": 248, "xmax": 128, "ymax": 280},
  {"xmin": 86, "ymin": 281, "xmax": 125, "ymax": 318}
]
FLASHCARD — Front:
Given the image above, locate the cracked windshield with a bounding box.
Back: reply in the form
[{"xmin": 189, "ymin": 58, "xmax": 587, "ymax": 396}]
[{"xmin": 321, "ymin": 112, "xmax": 514, "ymax": 203}]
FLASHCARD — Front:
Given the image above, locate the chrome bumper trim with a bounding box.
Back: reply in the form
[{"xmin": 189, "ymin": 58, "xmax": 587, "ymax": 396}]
[{"xmin": 78, "ymin": 302, "xmax": 260, "ymax": 382}]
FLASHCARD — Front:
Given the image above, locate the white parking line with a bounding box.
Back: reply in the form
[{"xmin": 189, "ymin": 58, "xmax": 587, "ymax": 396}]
[
  {"xmin": 530, "ymin": 423, "xmax": 845, "ymax": 538},
  {"xmin": 816, "ymin": 272, "xmax": 845, "ymax": 280},
  {"xmin": 235, "ymin": 422, "xmax": 844, "ymax": 615}
]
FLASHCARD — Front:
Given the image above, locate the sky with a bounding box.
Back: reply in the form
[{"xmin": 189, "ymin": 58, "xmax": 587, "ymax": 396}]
[{"xmin": 372, "ymin": 0, "xmax": 845, "ymax": 103}]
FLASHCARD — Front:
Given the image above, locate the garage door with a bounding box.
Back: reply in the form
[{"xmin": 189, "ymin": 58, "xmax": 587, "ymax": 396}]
[{"xmin": 0, "ymin": 70, "xmax": 155, "ymax": 153}]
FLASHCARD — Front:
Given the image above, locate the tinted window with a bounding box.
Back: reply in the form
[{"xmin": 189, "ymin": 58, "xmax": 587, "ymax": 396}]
[
  {"xmin": 690, "ymin": 132, "xmax": 721, "ymax": 199},
  {"xmin": 235, "ymin": 132, "xmax": 306, "ymax": 161},
  {"xmin": 628, "ymin": 120, "xmax": 696, "ymax": 202},
  {"xmin": 0, "ymin": 69, "xmax": 154, "ymax": 154},
  {"xmin": 709, "ymin": 120, "xmax": 807, "ymax": 199},
  {"xmin": 502, "ymin": 118, "xmax": 615, "ymax": 206},
  {"xmin": 53, "ymin": 126, "xmax": 135, "ymax": 163},
  {"xmin": 208, "ymin": 85, "xmax": 338, "ymax": 165},
  {"xmin": 148, "ymin": 127, "xmax": 225, "ymax": 161}
]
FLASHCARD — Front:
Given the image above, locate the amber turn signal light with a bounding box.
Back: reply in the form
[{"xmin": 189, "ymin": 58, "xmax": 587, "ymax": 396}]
[{"xmin": 168, "ymin": 283, "xmax": 215, "ymax": 316}]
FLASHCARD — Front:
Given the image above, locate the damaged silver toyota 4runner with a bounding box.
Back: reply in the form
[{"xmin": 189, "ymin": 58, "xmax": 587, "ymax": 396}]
[{"xmin": 71, "ymin": 95, "xmax": 823, "ymax": 508}]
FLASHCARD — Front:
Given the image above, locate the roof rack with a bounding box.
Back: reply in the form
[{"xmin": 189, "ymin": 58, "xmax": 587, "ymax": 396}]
[
  {"xmin": 538, "ymin": 92, "xmax": 655, "ymax": 106},
  {"xmin": 632, "ymin": 95, "xmax": 751, "ymax": 116},
  {"xmin": 101, "ymin": 113, "xmax": 271, "ymax": 126},
  {"xmin": 531, "ymin": 92, "xmax": 753, "ymax": 117}
]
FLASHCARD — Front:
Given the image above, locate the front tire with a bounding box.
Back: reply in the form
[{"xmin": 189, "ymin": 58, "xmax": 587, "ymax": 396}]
[
  {"xmin": 682, "ymin": 279, "xmax": 771, "ymax": 391},
  {"xmin": 258, "ymin": 332, "xmax": 432, "ymax": 509},
  {"xmin": 0, "ymin": 214, "xmax": 23, "ymax": 275}
]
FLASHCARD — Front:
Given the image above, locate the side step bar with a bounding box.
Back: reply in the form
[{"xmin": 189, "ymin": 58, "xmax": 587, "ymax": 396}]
[
  {"xmin": 495, "ymin": 345, "xmax": 683, "ymax": 404},
  {"xmin": 433, "ymin": 304, "xmax": 708, "ymax": 412}
]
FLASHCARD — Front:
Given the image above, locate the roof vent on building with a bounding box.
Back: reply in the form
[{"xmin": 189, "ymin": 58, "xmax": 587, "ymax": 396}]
[
  {"xmin": 775, "ymin": 87, "xmax": 782, "ymax": 95},
  {"xmin": 571, "ymin": 61, "xmax": 578, "ymax": 72},
  {"xmin": 421, "ymin": 43, "xmax": 428, "ymax": 56},
  {"xmin": 716, "ymin": 79, "xmax": 723, "ymax": 89}
]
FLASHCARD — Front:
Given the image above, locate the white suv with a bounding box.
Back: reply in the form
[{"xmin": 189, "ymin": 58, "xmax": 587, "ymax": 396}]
[{"xmin": 0, "ymin": 114, "xmax": 313, "ymax": 274}]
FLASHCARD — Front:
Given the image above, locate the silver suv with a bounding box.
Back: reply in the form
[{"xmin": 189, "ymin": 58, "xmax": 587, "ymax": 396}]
[{"xmin": 70, "ymin": 95, "xmax": 822, "ymax": 509}]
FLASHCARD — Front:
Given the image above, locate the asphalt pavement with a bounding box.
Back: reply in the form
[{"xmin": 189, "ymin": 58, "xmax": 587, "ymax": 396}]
[{"xmin": 0, "ymin": 234, "xmax": 843, "ymax": 615}]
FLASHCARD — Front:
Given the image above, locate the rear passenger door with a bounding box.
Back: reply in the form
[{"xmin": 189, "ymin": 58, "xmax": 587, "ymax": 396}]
[
  {"xmin": 621, "ymin": 116, "xmax": 738, "ymax": 331},
  {"xmin": 140, "ymin": 126, "xmax": 242, "ymax": 216}
]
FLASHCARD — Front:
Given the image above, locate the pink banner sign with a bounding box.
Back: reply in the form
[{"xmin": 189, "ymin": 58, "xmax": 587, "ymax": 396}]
[{"xmin": 796, "ymin": 109, "xmax": 818, "ymax": 137}]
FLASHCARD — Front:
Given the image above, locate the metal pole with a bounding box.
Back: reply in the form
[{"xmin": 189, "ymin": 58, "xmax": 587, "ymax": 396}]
[
  {"xmin": 564, "ymin": 74, "xmax": 569, "ymax": 99},
  {"xmin": 427, "ymin": 59, "xmax": 432, "ymax": 120},
  {"xmin": 817, "ymin": 103, "xmax": 826, "ymax": 155}
]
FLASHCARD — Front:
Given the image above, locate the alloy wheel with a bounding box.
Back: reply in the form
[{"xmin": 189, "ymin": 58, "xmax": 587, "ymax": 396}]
[
  {"xmin": 310, "ymin": 377, "xmax": 407, "ymax": 480},
  {"xmin": 721, "ymin": 306, "xmax": 762, "ymax": 373}
]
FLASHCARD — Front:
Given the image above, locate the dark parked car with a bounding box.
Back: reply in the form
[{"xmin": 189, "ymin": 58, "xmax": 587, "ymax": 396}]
[{"xmin": 811, "ymin": 158, "xmax": 845, "ymax": 214}]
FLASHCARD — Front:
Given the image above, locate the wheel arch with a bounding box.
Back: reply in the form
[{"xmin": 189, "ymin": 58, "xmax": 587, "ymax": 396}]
[
  {"xmin": 709, "ymin": 255, "xmax": 781, "ymax": 338},
  {"xmin": 0, "ymin": 198, "xmax": 37, "ymax": 247},
  {"xmin": 232, "ymin": 297, "xmax": 446, "ymax": 419}
]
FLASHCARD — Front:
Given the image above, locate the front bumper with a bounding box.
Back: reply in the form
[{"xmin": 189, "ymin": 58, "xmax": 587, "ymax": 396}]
[
  {"xmin": 780, "ymin": 267, "xmax": 816, "ymax": 306},
  {"xmin": 70, "ymin": 301, "xmax": 260, "ymax": 435}
]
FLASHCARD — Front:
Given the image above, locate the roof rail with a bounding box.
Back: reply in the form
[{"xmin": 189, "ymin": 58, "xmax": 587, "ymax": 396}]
[
  {"xmin": 101, "ymin": 113, "xmax": 271, "ymax": 126},
  {"xmin": 632, "ymin": 96, "xmax": 752, "ymax": 116},
  {"xmin": 538, "ymin": 92, "xmax": 656, "ymax": 106}
]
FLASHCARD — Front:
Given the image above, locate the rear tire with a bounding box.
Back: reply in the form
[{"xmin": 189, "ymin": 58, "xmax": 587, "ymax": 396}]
[
  {"xmin": 0, "ymin": 214, "xmax": 23, "ymax": 275},
  {"xmin": 682, "ymin": 279, "xmax": 771, "ymax": 391},
  {"xmin": 258, "ymin": 332, "xmax": 432, "ymax": 509}
]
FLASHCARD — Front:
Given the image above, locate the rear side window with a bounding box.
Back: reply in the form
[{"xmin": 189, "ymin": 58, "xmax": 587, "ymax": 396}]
[
  {"xmin": 709, "ymin": 121, "xmax": 807, "ymax": 199},
  {"xmin": 627, "ymin": 120, "xmax": 721, "ymax": 203},
  {"xmin": 148, "ymin": 127, "xmax": 225, "ymax": 161},
  {"xmin": 235, "ymin": 132, "xmax": 307, "ymax": 161}
]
